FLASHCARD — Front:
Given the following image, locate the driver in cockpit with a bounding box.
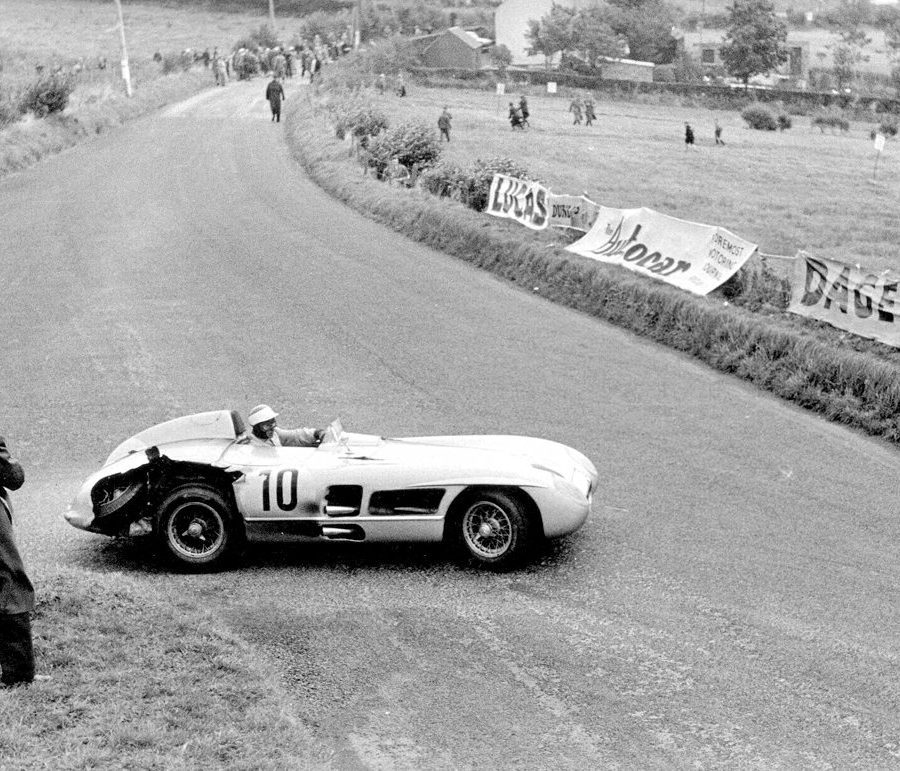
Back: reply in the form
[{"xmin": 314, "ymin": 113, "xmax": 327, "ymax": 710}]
[{"xmin": 246, "ymin": 404, "xmax": 325, "ymax": 447}]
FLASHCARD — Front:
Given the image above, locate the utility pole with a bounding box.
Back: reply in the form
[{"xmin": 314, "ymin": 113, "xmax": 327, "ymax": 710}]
[
  {"xmin": 112, "ymin": 0, "xmax": 132, "ymax": 97},
  {"xmin": 352, "ymin": 0, "xmax": 362, "ymax": 49},
  {"xmin": 269, "ymin": 0, "xmax": 276, "ymax": 30}
]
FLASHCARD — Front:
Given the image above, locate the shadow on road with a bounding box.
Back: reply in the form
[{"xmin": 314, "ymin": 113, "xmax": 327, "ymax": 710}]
[{"xmin": 64, "ymin": 531, "xmax": 584, "ymax": 577}]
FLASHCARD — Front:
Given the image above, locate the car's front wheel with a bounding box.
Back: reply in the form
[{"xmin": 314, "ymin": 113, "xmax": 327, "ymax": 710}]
[
  {"xmin": 455, "ymin": 490, "xmax": 532, "ymax": 569},
  {"xmin": 155, "ymin": 484, "xmax": 241, "ymax": 571}
]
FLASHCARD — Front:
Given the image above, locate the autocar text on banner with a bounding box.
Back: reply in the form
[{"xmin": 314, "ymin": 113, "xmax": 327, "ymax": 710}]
[
  {"xmin": 788, "ymin": 251, "xmax": 900, "ymax": 348},
  {"xmin": 549, "ymin": 194, "xmax": 599, "ymax": 233},
  {"xmin": 486, "ymin": 174, "xmax": 550, "ymax": 230},
  {"xmin": 565, "ymin": 206, "xmax": 757, "ymax": 296}
]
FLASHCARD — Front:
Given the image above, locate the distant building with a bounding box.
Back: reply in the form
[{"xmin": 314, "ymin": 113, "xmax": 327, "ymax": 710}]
[
  {"xmin": 694, "ymin": 38, "xmax": 811, "ymax": 82},
  {"xmin": 410, "ymin": 26, "xmax": 494, "ymax": 69}
]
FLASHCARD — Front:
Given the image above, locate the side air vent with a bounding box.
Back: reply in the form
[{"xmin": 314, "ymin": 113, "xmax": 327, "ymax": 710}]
[
  {"xmin": 324, "ymin": 485, "xmax": 363, "ymax": 517},
  {"xmin": 368, "ymin": 489, "xmax": 445, "ymax": 517}
]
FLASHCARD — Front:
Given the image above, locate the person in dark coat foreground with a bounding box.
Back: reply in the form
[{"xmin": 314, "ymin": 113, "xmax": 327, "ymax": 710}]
[
  {"xmin": 0, "ymin": 435, "xmax": 35, "ymax": 688},
  {"xmin": 265, "ymin": 76, "xmax": 285, "ymax": 122}
]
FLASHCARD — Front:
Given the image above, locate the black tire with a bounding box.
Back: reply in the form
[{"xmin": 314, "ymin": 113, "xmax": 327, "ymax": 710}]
[
  {"xmin": 95, "ymin": 478, "xmax": 145, "ymax": 518},
  {"xmin": 452, "ymin": 489, "xmax": 532, "ymax": 569},
  {"xmin": 155, "ymin": 484, "xmax": 241, "ymax": 571}
]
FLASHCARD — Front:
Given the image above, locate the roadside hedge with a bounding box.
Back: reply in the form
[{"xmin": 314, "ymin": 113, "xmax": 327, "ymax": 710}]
[{"xmin": 285, "ymin": 97, "xmax": 900, "ymax": 444}]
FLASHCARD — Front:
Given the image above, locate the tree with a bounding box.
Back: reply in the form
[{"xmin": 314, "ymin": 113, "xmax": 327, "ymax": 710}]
[
  {"xmin": 525, "ymin": 4, "xmax": 576, "ymax": 65},
  {"xmin": 606, "ymin": 0, "xmax": 678, "ymax": 64},
  {"xmin": 571, "ymin": 6, "xmax": 621, "ymax": 68},
  {"xmin": 719, "ymin": 0, "xmax": 788, "ymax": 89},
  {"xmin": 490, "ymin": 43, "xmax": 512, "ymax": 75},
  {"xmin": 827, "ymin": 0, "xmax": 871, "ymax": 91},
  {"xmin": 525, "ymin": 3, "xmax": 621, "ymax": 70}
]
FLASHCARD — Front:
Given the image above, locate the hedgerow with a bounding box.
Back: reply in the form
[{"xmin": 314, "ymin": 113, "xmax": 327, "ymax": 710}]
[
  {"xmin": 811, "ymin": 108, "xmax": 850, "ymax": 133},
  {"xmin": 420, "ymin": 156, "xmax": 532, "ymax": 211}
]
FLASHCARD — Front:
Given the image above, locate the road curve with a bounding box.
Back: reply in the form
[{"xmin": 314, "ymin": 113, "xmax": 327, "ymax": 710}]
[{"xmin": 2, "ymin": 79, "xmax": 899, "ymax": 768}]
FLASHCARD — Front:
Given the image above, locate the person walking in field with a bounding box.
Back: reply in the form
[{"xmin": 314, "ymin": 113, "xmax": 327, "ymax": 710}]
[
  {"xmin": 0, "ymin": 435, "xmax": 35, "ymax": 688},
  {"xmin": 714, "ymin": 119, "xmax": 724, "ymax": 145},
  {"xmin": 684, "ymin": 122, "xmax": 695, "ymax": 149},
  {"xmin": 438, "ymin": 106, "xmax": 452, "ymax": 142},
  {"xmin": 518, "ymin": 95, "xmax": 530, "ymax": 127},
  {"xmin": 569, "ymin": 97, "xmax": 583, "ymax": 125},
  {"xmin": 265, "ymin": 75, "xmax": 285, "ymax": 122},
  {"xmin": 584, "ymin": 96, "xmax": 596, "ymax": 126},
  {"xmin": 508, "ymin": 102, "xmax": 524, "ymax": 130}
]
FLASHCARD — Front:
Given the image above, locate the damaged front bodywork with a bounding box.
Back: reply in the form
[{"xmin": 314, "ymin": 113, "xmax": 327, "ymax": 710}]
[{"xmin": 65, "ymin": 447, "xmax": 241, "ymax": 537}]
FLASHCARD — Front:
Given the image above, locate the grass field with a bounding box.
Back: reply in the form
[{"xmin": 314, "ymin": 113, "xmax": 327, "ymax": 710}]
[
  {"xmin": 0, "ymin": 0, "xmax": 294, "ymax": 74},
  {"xmin": 369, "ymin": 83, "xmax": 900, "ymax": 272}
]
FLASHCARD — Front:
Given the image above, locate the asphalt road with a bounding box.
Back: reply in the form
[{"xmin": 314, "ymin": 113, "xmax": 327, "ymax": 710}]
[{"xmin": 2, "ymin": 79, "xmax": 899, "ymax": 768}]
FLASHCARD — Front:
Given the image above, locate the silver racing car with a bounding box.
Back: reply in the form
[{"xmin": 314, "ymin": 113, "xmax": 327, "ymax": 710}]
[{"xmin": 64, "ymin": 410, "xmax": 597, "ymax": 570}]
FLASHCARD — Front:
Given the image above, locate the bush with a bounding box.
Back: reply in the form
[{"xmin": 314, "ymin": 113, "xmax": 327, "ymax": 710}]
[
  {"xmin": 420, "ymin": 156, "xmax": 532, "ymax": 212},
  {"xmin": 875, "ymin": 116, "xmax": 898, "ymax": 137},
  {"xmin": 811, "ymin": 108, "xmax": 850, "ymax": 133},
  {"xmin": 19, "ymin": 72, "xmax": 75, "ymax": 117},
  {"xmin": 365, "ymin": 121, "xmax": 441, "ymax": 178},
  {"xmin": 741, "ymin": 103, "xmax": 778, "ymax": 131},
  {"xmin": 777, "ymin": 113, "xmax": 792, "ymax": 131},
  {"xmin": 332, "ymin": 98, "xmax": 388, "ymax": 145},
  {"xmin": 464, "ymin": 157, "xmax": 533, "ymax": 212}
]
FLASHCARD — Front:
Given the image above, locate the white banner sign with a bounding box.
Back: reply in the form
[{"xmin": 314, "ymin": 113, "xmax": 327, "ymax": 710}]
[
  {"xmin": 788, "ymin": 252, "xmax": 900, "ymax": 348},
  {"xmin": 566, "ymin": 206, "xmax": 757, "ymax": 295},
  {"xmin": 486, "ymin": 174, "xmax": 550, "ymax": 230},
  {"xmin": 549, "ymin": 194, "xmax": 599, "ymax": 233}
]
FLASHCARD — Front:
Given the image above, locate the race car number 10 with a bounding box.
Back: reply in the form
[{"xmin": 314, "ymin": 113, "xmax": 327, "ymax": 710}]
[{"xmin": 260, "ymin": 469, "xmax": 298, "ymax": 511}]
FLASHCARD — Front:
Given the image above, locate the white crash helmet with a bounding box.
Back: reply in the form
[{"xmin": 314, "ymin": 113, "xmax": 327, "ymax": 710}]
[{"xmin": 248, "ymin": 404, "xmax": 278, "ymax": 426}]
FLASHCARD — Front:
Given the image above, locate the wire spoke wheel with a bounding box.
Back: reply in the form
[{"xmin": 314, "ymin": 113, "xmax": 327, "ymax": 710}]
[
  {"xmin": 167, "ymin": 501, "xmax": 225, "ymax": 559},
  {"xmin": 156, "ymin": 484, "xmax": 239, "ymax": 571},
  {"xmin": 462, "ymin": 500, "xmax": 515, "ymax": 560}
]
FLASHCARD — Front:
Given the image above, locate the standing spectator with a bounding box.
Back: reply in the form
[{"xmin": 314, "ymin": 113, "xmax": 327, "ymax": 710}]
[
  {"xmin": 684, "ymin": 122, "xmax": 695, "ymax": 149},
  {"xmin": 508, "ymin": 102, "xmax": 524, "ymax": 130},
  {"xmin": 714, "ymin": 119, "xmax": 724, "ymax": 145},
  {"xmin": 396, "ymin": 73, "xmax": 407, "ymax": 97},
  {"xmin": 0, "ymin": 435, "xmax": 35, "ymax": 688},
  {"xmin": 376, "ymin": 73, "xmax": 386, "ymax": 94},
  {"xmin": 285, "ymin": 48, "xmax": 294, "ymax": 78},
  {"xmin": 202, "ymin": 48, "xmax": 210, "ymax": 68},
  {"xmin": 519, "ymin": 95, "xmax": 530, "ymax": 127},
  {"xmin": 272, "ymin": 48, "xmax": 286, "ymax": 79},
  {"xmin": 569, "ymin": 97, "xmax": 583, "ymax": 125},
  {"xmin": 214, "ymin": 55, "xmax": 227, "ymax": 86},
  {"xmin": 265, "ymin": 76, "xmax": 285, "ymax": 122},
  {"xmin": 584, "ymin": 96, "xmax": 597, "ymax": 126},
  {"xmin": 300, "ymin": 49, "xmax": 309, "ymax": 79},
  {"xmin": 437, "ymin": 106, "xmax": 452, "ymax": 141}
]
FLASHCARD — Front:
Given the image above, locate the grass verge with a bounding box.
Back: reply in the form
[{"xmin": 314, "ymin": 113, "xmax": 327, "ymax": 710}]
[
  {"xmin": 0, "ymin": 69, "xmax": 212, "ymax": 180},
  {"xmin": 285, "ymin": 95, "xmax": 900, "ymax": 444},
  {"xmin": 0, "ymin": 568, "xmax": 327, "ymax": 770}
]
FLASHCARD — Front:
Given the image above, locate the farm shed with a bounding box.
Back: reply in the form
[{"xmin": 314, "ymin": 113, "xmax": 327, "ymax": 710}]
[{"xmin": 411, "ymin": 27, "xmax": 494, "ymax": 70}]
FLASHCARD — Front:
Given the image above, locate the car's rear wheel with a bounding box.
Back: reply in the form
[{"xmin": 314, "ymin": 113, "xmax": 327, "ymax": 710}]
[
  {"xmin": 155, "ymin": 484, "xmax": 241, "ymax": 571},
  {"xmin": 455, "ymin": 490, "xmax": 532, "ymax": 569}
]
